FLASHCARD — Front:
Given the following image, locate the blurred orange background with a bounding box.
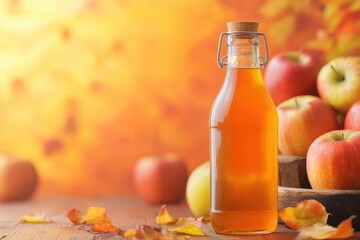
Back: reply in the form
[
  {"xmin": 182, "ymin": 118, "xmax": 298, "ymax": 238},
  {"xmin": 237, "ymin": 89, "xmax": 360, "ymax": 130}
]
[{"xmin": 0, "ymin": 0, "xmax": 359, "ymax": 197}]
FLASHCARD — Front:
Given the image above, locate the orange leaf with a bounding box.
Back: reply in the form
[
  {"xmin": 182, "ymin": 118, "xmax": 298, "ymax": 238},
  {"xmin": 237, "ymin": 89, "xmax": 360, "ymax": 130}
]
[
  {"xmin": 295, "ymin": 216, "xmax": 356, "ymax": 240},
  {"xmin": 330, "ymin": 216, "xmax": 356, "ymax": 238},
  {"xmin": 279, "ymin": 199, "xmax": 329, "ymax": 231},
  {"xmin": 67, "ymin": 208, "xmax": 86, "ymax": 224},
  {"xmin": 90, "ymin": 221, "xmax": 120, "ymax": 234},
  {"xmin": 85, "ymin": 206, "xmax": 111, "ymax": 225},
  {"xmin": 156, "ymin": 205, "xmax": 175, "ymax": 225},
  {"xmin": 202, "ymin": 217, "xmax": 210, "ymax": 222},
  {"xmin": 123, "ymin": 229, "xmax": 139, "ymax": 238},
  {"xmin": 20, "ymin": 213, "xmax": 51, "ymax": 223}
]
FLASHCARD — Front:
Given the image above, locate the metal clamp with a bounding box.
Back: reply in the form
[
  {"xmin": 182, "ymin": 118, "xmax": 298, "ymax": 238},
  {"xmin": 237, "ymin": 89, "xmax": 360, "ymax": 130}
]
[{"xmin": 217, "ymin": 31, "xmax": 269, "ymax": 68}]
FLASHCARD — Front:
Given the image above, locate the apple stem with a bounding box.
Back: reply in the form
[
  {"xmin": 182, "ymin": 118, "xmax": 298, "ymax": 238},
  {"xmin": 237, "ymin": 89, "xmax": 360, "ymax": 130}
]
[
  {"xmin": 330, "ymin": 65, "xmax": 344, "ymax": 81},
  {"xmin": 295, "ymin": 97, "xmax": 300, "ymax": 108},
  {"xmin": 341, "ymin": 132, "xmax": 345, "ymax": 140}
]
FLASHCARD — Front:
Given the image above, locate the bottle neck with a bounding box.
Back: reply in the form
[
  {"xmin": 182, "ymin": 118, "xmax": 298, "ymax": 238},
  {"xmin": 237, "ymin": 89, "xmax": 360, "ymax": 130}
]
[{"xmin": 226, "ymin": 34, "xmax": 260, "ymax": 69}]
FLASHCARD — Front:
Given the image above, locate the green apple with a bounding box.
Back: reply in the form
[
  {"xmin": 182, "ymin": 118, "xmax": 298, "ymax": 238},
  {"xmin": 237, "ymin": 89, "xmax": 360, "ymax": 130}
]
[
  {"xmin": 317, "ymin": 56, "xmax": 360, "ymax": 114},
  {"xmin": 186, "ymin": 161, "xmax": 210, "ymax": 217}
]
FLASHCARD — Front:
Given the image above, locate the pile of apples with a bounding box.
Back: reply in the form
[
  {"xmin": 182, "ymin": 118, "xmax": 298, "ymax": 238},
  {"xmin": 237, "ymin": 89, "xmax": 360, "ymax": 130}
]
[{"xmin": 265, "ymin": 51, "xmax": 360, "ymax": 190}]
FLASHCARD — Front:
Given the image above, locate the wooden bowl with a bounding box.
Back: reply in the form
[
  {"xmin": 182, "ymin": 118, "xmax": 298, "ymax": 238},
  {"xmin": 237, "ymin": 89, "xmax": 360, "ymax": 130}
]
[{"xmin": 278, "ymin": 155, "xmax": 360, "ymax": 230}]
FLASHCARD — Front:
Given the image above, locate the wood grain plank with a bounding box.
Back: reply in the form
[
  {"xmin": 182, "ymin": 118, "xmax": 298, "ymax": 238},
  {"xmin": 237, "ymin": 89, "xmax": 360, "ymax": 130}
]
[
  {"xmin": 0, "ymin": 222, "xmax": 14, "ymax": 239},
  {"xmin": 278, "ymin": 155, "xmax": 310, "ymax": 188},
  {"xmin": 0, "ymin": 223, "xmax": 95, "ymax": 240},
  {"xmin": 0, "ymin": 197, "xmax": 357, "ymax": 239}
]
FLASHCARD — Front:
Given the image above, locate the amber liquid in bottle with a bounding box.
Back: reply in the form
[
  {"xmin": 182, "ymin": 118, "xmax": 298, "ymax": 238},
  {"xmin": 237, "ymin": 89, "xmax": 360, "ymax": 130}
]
[{"xmin": 210, "ymin": 24, "xmax": 278, "ymax": 235}]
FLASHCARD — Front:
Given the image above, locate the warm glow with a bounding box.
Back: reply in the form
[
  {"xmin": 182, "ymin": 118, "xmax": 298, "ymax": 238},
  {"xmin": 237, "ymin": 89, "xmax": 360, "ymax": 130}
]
[{"xmin": 0, "ymin": 0, "xmax": 358, "ymax": 197}]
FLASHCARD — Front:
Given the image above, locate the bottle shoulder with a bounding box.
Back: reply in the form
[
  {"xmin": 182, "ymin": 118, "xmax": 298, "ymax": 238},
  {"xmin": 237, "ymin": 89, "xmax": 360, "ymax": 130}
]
[
  {"xmin": 210, "ymin": 88, "xmax": 277, "ymax": 126},
  {"xmin": 210, "ymin": 68, "xmax": 277, "ymax": 125}
]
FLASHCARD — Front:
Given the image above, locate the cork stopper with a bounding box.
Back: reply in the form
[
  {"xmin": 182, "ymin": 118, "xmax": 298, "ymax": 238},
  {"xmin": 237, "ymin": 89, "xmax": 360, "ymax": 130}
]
[{"xmin": 226, "ymin": 21, "xmax": 259, "ymax": 32}]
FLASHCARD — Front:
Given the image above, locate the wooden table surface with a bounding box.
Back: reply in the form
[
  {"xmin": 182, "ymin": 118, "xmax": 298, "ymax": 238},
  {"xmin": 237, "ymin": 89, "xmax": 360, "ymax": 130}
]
[{"xmin": 0, "ymin": 197, "xmax": 358, "ymax": 239}]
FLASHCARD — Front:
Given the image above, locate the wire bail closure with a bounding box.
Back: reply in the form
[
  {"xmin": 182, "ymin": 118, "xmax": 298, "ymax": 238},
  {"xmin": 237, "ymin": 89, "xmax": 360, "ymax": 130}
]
[{"xmin": 217, "ymin": 31, "xmax": 269, "ymax": 68}]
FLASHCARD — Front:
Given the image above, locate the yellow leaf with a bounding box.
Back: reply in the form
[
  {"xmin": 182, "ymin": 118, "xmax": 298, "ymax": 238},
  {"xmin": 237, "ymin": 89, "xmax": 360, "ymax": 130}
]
[
  {"xmin": 170, "ymin": 224, "xmax": 206, "ymax": 236},
  {"xmin": 85, "ymin": 206, "xmax": 111, "ymax": 225},
  {"xmin": 295, "ymin": 216, "xmax": 356, "ymax": 240},
  {"xmin": 279, "ymin": 199, "xmax": 329, "ymax": 231},
  {"xmin": 20, "ymin": 213, "xmax": 51, "ymax": 223},
  {"xmin": 156, "ymin": 205, "xmax": 175, "ymax": 225}
]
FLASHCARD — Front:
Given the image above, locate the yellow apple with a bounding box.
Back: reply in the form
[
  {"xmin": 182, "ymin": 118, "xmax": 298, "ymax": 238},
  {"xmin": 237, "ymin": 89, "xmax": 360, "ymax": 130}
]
[{"xmin": 186, "ymin": 161, "xmax": 210, "ymax": 217}]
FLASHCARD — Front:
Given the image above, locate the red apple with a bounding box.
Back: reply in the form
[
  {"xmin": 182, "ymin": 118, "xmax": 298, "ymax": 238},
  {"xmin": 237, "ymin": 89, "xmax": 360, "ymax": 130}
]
[
  {"xmin": 277, "ymin": 95, "xmax": 339, "ymax": 157},
  {"xmin": 344, "ymin": 99, "xmax": 360, "ymax": 130},
  {"xmin": 133, "ymin": 153, "xmax": 188, "ymax": 204},
  {"xmin": 265, "ymin": 50, "xmax": 321, "ymax": 105},
  {"xmin": 0, "ymin": 156, "xmax": 38, "ymax": 202},
  {"xmin": 307, "ymin": 130, "xmax": 360, "ymax": 190},
  {"xmin": 317, "ymin": 56, "xmax": 360, "ymax": 114}
]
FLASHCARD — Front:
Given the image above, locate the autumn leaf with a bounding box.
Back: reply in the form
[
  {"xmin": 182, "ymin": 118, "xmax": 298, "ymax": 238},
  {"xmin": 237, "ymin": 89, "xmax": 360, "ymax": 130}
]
[
  {"xmin": 66, "ymin": 206, "xmax": 111, "ymax": 225},
  {"xmin": 202, "ymin": 217, "xmax": 210, "ymax": 222},
  {"xmin": 156, "ymin": 205, "xmax": 175, "ymax": 225},
  {"xmin": 279, "ymin": 199, "xmax": 329, "ymax": 231},
  {"xmin": 123, "ymin": 229, "xmax": 139, "ymax": 238},
  {"xmin": 90, "ymin": 221, "xmax": 120, "ymax": 234},
  {"xmin": 175, "ymin": 217, "xmax": 202, "ymax": 228},
  {"xmin": 85, "ymin": 206, "xmax": 111, "ymax": 225},
  {"xmin": 295, "ymin": 216, "xmax": 356, "ymax": 240},
  {"xmin": 124, "ymin": 225, "xmax": 178, "ymax": 239},
  {"xmin": 170, "ymin": 224, "xmax": 206, "ymax": 236},
  {"xmin": 67, "ymin": 208, "xmax": 86, "ymax": 224},
  {"xmin": 20, "ymin": 213, "xmax": 51, "ymax": 223},
  {"xmin": 154, "ymin": 205, "xmax": 206, "ymax": 236},
  {"xmin": 170, "ymin": 217, "xmax": 206, "ymax": 235}
]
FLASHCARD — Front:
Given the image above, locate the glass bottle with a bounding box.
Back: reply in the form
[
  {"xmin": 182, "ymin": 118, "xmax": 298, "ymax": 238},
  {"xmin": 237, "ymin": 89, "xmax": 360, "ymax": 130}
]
[{"xmin": 210, "ymin": 21, "xmax": 278, "ymax": 234}]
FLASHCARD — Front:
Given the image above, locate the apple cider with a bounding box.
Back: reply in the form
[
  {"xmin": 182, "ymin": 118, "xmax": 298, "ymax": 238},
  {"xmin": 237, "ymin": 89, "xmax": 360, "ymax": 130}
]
[{"xmin": 210, "ymin": 22, "xmax": 278, "ymax": 234}]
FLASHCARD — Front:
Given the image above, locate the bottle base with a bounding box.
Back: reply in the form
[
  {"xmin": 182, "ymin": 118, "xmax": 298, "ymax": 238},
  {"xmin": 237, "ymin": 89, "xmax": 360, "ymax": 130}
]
[
  {"xmin": 215, "ymin": 230, "xmax": 272, "ymax": 235},
  {"xmin": 210, "ymin": 209, "xmax": 278, "ymax": 235}
]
